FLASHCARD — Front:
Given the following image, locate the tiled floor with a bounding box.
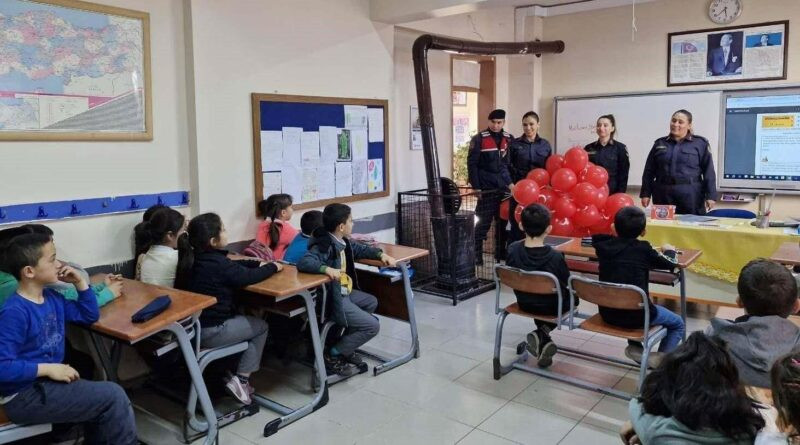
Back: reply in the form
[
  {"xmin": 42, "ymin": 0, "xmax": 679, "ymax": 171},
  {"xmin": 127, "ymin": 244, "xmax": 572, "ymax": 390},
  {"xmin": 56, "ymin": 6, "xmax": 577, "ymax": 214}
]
[{"xmin": 134, "ymin": 285, "xmax": 715, "ymax": 445}]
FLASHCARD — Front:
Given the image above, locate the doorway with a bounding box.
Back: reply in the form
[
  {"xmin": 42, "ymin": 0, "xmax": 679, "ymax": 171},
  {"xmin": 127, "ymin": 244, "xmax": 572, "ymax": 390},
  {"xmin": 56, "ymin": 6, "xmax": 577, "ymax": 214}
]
[{"xmin": 451, "ymin": 56, "xmax": 495, "ymax": 185}]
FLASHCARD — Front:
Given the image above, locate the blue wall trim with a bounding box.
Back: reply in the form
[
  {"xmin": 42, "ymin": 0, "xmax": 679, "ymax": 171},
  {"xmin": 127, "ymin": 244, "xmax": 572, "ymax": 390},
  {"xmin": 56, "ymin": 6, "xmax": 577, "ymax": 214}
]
[{"xmin": 0, "ymin": 191, "xmax": 190, "ymax": 225}]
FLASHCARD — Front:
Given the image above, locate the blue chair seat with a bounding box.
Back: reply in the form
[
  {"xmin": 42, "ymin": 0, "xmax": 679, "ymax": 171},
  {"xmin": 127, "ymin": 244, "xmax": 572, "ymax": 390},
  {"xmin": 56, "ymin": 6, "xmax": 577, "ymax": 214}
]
[{"xmin": 706, "ymin": 209, "xmax": 756, "ymax": 219}]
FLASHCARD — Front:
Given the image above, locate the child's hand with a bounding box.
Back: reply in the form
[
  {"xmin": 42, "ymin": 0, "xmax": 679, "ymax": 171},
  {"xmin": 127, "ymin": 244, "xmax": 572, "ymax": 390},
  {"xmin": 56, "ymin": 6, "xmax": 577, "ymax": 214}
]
[
  {"xmin": 106, "ymin": 279, "xmax": 123, "ymax": 299},
  {"xmin": 39, "ymin": 363, "xmax": 79, "ymax": 383},
  {"xmin": 324, "ymin": 268, "xmax": 341, "ymax": 280},
  {"xmin": 103, "ymin": 274, "xmax": 123, "ymax": 286},
  {"xmin": 273, "ymin": 262, "xmax": 284, "ymax": 272},
  {"xmin": 662, "ymin": 243, "xmax": 677, "ymax": 253},
  {"xmin": 380, "ymin": 253, "xmax": 397, "ymax": 267},
  {"xmin": 57, "ymin": 266, "xmax": 88, "ymax": 290},
  {"xmin": 619, "ymin": 420, "xmax": 641, "ymax": 445}
]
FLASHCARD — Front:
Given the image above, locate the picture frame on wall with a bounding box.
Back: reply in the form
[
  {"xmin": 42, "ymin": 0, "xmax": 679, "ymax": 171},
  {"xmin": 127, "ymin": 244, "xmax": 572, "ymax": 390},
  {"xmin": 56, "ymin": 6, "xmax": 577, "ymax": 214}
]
[
  {"xmin": 667, "ymin": 20, "xmax": 788, "ymax": 87},
  {"xmin": 0, "ymin": 0, "xmax": 152, "ymax": 141}
]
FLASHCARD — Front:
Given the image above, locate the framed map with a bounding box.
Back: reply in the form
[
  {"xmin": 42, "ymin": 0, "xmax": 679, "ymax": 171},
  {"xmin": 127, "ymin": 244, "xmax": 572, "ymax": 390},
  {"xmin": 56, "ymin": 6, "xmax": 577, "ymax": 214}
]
[{"xmin": 0, "ymin": 0, "xmax": 151, "ymax": 140}]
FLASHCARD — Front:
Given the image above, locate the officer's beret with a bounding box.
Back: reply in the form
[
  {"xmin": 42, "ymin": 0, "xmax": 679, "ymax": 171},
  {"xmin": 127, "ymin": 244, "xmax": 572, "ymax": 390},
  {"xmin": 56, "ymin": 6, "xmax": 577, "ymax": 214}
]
[{"xmin": 488, "ymin": 109, "xmax": 506, "ymax": 120}]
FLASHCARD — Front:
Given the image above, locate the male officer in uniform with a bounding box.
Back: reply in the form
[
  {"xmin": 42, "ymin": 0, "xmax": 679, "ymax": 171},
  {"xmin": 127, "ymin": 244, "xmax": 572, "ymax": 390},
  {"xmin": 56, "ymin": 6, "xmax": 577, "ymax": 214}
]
[
  {"xmin": 467, "ymin": 109, "xmax": 513, "ymax": 263},
  {"xmin": 640, "ymin": 110, "xmax": 717, "ymax": 215}
]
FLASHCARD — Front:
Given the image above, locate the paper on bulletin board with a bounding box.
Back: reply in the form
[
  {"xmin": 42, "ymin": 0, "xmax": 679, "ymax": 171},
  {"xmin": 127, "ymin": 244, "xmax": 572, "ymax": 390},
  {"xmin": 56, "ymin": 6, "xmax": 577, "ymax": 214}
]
[
  {"xmin": 318, "ymin": 163, "xmax": 336, "ymax": 199},
  {"xmin": 336, "ymin": 162, "xmax": 353, "ymax": 197},
  {"xmin": 282, "ymin": 127, "xmax": 302, "ymax": 168},
  {"xmin": 344, "ymin": 105, "xmax": 368, "ymax": 128},
  {"xmin": 352, "ymin": 160, "xmax": 368, "ymax": 194},
  {"xmin": 260, "ymin": 131, "xmax": 283, "ymax": 171},
  {"xmin": 337, "ymin": 129, "xmax": 352, "ymax": 161},
  {"xmin": 367, "ymin": 159, "xmax": 383, "ymax": 193},
  {"xmin": 367, "ymin": 108, "xmax": 384, "ymax": 142},
  {"xmin": 301, "ymin": 131, "xmax": 320, "ymax": 166},
  {"xmin": 262, "ymin": 172, "xmax": 282, "ymax": 197},
  {"xmin": 350, "ymin": 129, "xmax": 368, "ymax": 161},
  {"xmin": 302, "ymin": 167, "xmax": 318, "ymax": 202},
  {"xmin": 319, "ymin": 126, "xmax": 339, "ymax": 161},
  {"xmin": 282, "ymin": 164, "xmax": 303, "ymax": 203}
]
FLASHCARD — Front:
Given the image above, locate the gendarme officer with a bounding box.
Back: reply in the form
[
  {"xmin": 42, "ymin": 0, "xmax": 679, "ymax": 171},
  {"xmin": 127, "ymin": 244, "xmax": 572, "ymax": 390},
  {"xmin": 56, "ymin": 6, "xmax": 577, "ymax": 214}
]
[
  {"xmin": 468, "ymin": 109, "xmax": 513, "ymax": 262},
  {"xmin": 583, "ymin": 114, "xmax": 629, "ymax": 194},
  {"xmin": 507, "ymin": 111, "xmax": 551, "ymax": 242},
  {"xmin": 640, "ymin": 109, "xmax": 717, "ymax": 215}
]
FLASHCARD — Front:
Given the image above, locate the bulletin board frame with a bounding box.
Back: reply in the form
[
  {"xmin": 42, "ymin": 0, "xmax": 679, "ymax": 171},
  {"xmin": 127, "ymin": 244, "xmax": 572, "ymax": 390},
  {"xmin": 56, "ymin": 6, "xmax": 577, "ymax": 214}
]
[{"xmin": 251, "ymin": 93, "xmax": 390, "ymax": 211}]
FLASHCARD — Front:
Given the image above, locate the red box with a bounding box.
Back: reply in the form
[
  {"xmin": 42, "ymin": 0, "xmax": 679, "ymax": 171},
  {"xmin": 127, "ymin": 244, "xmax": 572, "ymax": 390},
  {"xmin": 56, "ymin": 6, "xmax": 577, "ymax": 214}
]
[{"xmin": 650, "ymin": 205, "xmax": 676, "ymax": 220}]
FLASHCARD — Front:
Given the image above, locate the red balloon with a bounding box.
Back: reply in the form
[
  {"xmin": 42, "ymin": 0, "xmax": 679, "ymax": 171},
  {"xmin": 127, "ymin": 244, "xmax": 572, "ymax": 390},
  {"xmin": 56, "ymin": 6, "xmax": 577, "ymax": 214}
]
[
  {"xmin": 564, "ymin": 147, "xmax": 589, "ymax": 174},
  {"xmin": 545, "ymin": 154, "xmax": 565, "ymax": 175},
  {"xmin": 600, "ymin": 184, "xmax": 610, "ymax": 195},
  {"xmin": 512, "ymin": 179, "xmax": 540, "ymax": 206},
  {"xmin": 550, "ymin": 216, "xmax": 574, "ymax": 236},
  {"xmin": 538, "ymin": 186, "xmax": 557, "ymax": 209},
  {"xmin": 551, "ymin": 168, "xmax": 578, "ymax": 193},
  {"xmin": 527, "ymin": 168, "xmax": 550, "ymax": 187},
  {"xmin": 552, "ymin": 195, "xmax": 577, "ymax": 218},
  {"xmin": 588, "ymin": 215, "xmax": 612, "ymax": 235},
  {"xmin": 572, "ymin": 182, "xmax": 598, "ymax": 207},
  {"xmin": 574, "ymin": 204, "xmax": 602, "ymax": 228},
  {"xmin": 572, "ymin": 226, "xmax": 592, "ymax": 237},
  {"xmin": 577, "ymin": 162, "xmax": 595, "ymax": 182},
  {"xmin": 514, "ymin": 204, "xmax": 525, "ymax": 224},
  {"xmin": 593, "ymin": 188, "xmax": 608, "ymax": 209},
  {"xmin": 585, "ymin": 165, "xmax": 610, "ymax": 188},
  {"xmin": 604, "ymin": 193, "xmax": 635, "ymax": 220},
  {"xmin": 499, "ymin": 199, "xmax": 510, "ymax": 220}
]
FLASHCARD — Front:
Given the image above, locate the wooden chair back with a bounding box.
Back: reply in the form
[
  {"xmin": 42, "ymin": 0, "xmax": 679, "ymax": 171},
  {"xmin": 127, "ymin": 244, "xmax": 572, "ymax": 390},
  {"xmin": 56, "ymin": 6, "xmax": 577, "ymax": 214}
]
[
  {"xmin": 568, "ymin": 276, "xmax": 646, "ymax": 310},
  {"xmin": 495, "ymin": 266, "xmax": 559, "ymax": 294}
]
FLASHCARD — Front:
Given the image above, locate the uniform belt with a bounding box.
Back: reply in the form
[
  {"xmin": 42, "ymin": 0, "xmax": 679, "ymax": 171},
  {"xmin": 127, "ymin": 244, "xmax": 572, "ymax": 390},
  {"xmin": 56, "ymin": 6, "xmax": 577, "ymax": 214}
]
[{"xmin": 662, "ymin": 176, "xmax": 701, "ymax": 185}]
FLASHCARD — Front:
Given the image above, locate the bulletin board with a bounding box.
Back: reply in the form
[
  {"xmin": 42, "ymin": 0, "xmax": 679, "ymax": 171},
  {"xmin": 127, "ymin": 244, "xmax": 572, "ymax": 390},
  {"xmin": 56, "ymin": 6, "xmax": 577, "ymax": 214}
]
[{"xmin": 251, "ymin": 93, "xmax": 390, "ymax": 211}]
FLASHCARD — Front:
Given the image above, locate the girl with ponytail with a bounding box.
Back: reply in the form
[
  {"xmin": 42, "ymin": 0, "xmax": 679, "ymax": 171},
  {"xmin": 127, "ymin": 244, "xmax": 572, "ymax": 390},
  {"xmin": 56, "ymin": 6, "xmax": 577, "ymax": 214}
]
[
  {"xmin": 134, "ymin": 207, "xmax": 191, "ymax": 288},
  {"xmin": 255, "ymin": 194, "xmax": 297, "ymax": 260}
]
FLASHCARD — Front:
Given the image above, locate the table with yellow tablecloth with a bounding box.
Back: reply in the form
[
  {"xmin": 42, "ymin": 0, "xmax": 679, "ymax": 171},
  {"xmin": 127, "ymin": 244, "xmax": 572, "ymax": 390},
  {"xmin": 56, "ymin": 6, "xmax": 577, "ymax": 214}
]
[{"xmin": 643, "ymin": 217, "xmax": 798, "ymax": 283}]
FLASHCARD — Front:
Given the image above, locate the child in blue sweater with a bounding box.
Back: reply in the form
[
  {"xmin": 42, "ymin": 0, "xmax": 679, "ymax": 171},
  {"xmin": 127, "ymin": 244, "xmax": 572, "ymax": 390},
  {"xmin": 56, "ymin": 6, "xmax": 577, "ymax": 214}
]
[
  {"xmin": 0, "ymin": 233, "xmax": 137, "ymax": 444},
  {"xmin": 283, "ymin": 210, "xmax": 323, "ymax": 264}
]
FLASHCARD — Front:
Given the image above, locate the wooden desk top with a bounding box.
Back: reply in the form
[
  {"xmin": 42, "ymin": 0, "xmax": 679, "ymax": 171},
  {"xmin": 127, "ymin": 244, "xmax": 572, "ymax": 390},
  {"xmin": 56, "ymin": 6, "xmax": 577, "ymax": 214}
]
[
  {"xmin": 359, "ymin": 243, "xmax": 429, "ymax": 267},
  {"xmin": 555, "ymin": 237, "xmax": 702, "ymax": 269},
  {"xmin": 771, "ymin": 241, "xmax": 800, "ymax": 266},
  {"xmin": 245, "ymin": 264, "xmax": 330, "ymax": 298},
  {"xmin": 91, "ymin": 279, "xmax": 216, "ymax": 343}
]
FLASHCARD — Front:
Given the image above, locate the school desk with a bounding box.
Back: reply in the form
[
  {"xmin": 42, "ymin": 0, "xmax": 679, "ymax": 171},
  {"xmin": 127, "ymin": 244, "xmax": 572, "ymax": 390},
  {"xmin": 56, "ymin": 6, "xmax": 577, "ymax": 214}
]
[
  {"xmin": 355, "ymin": 242, "xmax": 429, "ymax": 375},
  {"xmin": 243, "ymin": 265, "xmax": 331, "ymax": 437},
  {"xmin": 86, "ymin": 279, "xmax": 219, "ymax": 445},
  {"xmin": 771, "ymin": 241, "xmax": 800, "ymax": 267}
]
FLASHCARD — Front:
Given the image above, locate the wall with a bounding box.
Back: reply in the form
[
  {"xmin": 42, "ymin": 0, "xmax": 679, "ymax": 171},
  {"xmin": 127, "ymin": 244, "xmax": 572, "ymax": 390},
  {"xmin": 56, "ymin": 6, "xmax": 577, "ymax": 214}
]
[
  {"xmin": 541, "ymin": 0, "xmax": 800, "ymax": 217},
  {"xmin": 187, "ymin": 0, "xmax": 396, "ymax": 243},
  {"xmin": 0, "ymin": 0, "xmax": 190, "ymax": 267}
]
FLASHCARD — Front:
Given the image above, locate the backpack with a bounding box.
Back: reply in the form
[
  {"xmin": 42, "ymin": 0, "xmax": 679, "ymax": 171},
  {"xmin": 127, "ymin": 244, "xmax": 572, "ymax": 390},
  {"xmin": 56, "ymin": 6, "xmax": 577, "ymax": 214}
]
[{"xmin": 243, "ymin": 239, "xmax": 275, "ymax": 262}]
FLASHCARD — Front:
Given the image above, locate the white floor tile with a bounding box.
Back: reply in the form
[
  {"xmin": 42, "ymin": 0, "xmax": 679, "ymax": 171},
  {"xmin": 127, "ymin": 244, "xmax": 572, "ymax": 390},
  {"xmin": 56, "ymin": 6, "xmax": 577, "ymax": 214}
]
[
  {"xmin": 356, "ymin": 409, "xmax": 473, "ymax": 445},
  {"xmin": 478, "ymin": 402, "xmax": 577, "ymax": 445},
  {"xmin": 361, "ymin": 367, "xmax": 453, "ymax": 406},
  {"xmin": 581, "ymin": 396, "xmax": 631, "ymax": 432},
  {"xmin": 319, "ymin": 389, "xmax": 410, "ymax": 435},
  {"xmin": 457, "ymin": 428, "xmax": 521, "ymax": 445},
  {"xmin": 408, "ymin": 348, "xmax": 482, "ymax": 381},
  {"xmin": 558, "ymin": 422, "xmax": 623, "ymax": 445},
  {"xmin": 455, "ymin": 361, "xmax": 537, "ymax": 401},
  {"xmin": 513, "ymin": 379, "xmax": 603, "ymax": 420},
  {"xmin": 421, "ymin": 382, "xmax": 508, "ymax": 427}
]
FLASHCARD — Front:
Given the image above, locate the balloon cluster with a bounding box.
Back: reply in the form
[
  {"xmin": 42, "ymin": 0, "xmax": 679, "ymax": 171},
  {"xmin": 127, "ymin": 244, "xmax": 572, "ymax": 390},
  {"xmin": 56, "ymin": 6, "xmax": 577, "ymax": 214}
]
[{"xmin": 499, "ymin": 146, "xmax": 635, "ymax": 237}]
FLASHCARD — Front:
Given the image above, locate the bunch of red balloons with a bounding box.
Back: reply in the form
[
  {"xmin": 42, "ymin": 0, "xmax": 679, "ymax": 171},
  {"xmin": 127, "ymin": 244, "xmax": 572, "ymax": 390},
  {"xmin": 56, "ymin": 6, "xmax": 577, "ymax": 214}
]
[{"xmin": 500, "ymin": 146, "xmax": 635, "ymax": 237}]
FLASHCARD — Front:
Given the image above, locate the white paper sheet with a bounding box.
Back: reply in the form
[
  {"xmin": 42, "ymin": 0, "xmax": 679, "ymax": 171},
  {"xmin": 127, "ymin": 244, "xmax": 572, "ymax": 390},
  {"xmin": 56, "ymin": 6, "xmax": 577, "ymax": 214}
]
[
  {"xmin": 352, "ymin": 160, "xmax": 368, "ymax": 194},
  {"xmin": 318, "ymin": 163, "xmax": 336, "ymax": 199},
  {"xmin": 350, "ymin": 128, "xmax": 368, "ymax": 161},
  {"xmin": 319, "ymin": 126, "xmax": 339, "ymax": 161},
  {"xmin": 282, "ymin": 164, "xmax": 303, "ymax": 203},
  {"xmin": 367, "ymin": 108, "xmax": 384, "ymax": 142},
  {"xmin": 282, "ymin": 127, "xmax": 302, "ymax": 168},
  {"xmin": 301, "ymin": 131, "xmax": 320, "ymax": 166},
  {"xmin": 367, "ymin": 159, "xmax": 383, "ymax": 193},
  {"xmin": 260, "ymin": 130, "xmax": 283, "ymax": 171},
  {"xmin": 335, "ymin": 162, "xmax": 353, "ymax": 198},
  {"xmin": 344, "ymin": 105, "xmax": 368, "ymax": 128},
  {"xmin": 262, "ymin": 172, "xmax": 282, "ymax": 197},
  {"xmin": 302, "ymin": 167, "xmax": 318, "ymax": 202}
]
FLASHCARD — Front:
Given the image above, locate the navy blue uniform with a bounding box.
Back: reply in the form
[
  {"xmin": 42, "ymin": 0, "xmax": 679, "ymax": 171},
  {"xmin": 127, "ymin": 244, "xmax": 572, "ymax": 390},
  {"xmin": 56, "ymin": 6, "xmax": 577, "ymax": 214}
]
[
  {"xmin": 640, "ymin": 134, "xmax": 718, "ymax": 215},
  {"xmin": 508, "ymin": 135, "xmax": 552, "ymax": 183},
  {"xmin": 468, "ymin": 129, "xmax": 513, "ymax": 261},
  {"xmin": 584, "ymin": 139, "xmax": 630, "ymax": 194}
]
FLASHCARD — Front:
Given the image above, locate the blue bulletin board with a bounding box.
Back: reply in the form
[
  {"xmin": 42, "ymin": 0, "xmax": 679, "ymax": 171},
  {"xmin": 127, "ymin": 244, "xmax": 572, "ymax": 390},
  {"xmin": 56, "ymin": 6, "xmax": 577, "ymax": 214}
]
[{"xmin": 251, "ymin": 93, "xmax": 390, "ymax": 210}]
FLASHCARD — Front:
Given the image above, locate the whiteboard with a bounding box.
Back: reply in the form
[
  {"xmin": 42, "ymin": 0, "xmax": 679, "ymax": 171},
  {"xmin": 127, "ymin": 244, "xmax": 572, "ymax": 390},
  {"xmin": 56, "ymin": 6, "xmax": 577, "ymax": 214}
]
[{"xmin": 554, "ymin": 91, "xmax": 722, "ymax": 186}]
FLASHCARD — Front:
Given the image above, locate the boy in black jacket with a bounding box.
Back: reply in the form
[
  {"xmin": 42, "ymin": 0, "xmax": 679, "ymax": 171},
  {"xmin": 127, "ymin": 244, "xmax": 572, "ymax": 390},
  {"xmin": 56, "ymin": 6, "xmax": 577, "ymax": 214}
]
[
  {"xmin": 506, "ymin": 204, "xmax": 573, "ymax": 368},
  {"xmin": 592, "ymin": 206, "xmax": 684, "ymax": 365},
  {"xmin": 297, "ymin": 204, "xmax": 396, "ymax": 376}
]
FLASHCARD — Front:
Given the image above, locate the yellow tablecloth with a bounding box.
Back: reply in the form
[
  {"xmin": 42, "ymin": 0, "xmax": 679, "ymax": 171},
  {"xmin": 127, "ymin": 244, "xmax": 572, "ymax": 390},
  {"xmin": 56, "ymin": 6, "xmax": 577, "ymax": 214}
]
[{"xmin": 643, "ymin": 217, "xmax": 798, "ymax": 283}]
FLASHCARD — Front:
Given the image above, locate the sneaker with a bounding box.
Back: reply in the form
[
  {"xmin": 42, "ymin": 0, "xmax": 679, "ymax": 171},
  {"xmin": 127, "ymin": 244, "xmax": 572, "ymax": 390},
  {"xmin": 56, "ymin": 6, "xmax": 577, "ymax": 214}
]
[
  {"xmin": 224, "ymin": 376, "xmax": 252, "ymax": 405},
  {"xmin": 537, "ymin": 339, "xmax": 558, "ymax": 368},
  {"xmin": 246, "ymin": 382, "xmax": 256, "ymax": 395},
  {"xmin": 624, "ymin": 343, "xmax": 644, "ymax": 364},
  {"xmin": 325, "ymin": 354, "xmax": 357, "ymax": 377},
  {"xmin": 342, "ymin": 352, "xmax": 364, "ymax": 366},
  {"xmin": 525, "ymin": 330, "xmax": 541, "ymax": 358}
]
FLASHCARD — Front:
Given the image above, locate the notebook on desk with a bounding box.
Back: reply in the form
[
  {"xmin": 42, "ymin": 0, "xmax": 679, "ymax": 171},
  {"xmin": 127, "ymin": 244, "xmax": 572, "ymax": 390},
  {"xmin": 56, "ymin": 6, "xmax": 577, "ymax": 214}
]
[
  {"xmin": 544, "ymin": 236, "xmax": 573, "ymax": 248},
  {"xmin": 676, "ymin": 214, "xmax": 718, "ymax": 223}
]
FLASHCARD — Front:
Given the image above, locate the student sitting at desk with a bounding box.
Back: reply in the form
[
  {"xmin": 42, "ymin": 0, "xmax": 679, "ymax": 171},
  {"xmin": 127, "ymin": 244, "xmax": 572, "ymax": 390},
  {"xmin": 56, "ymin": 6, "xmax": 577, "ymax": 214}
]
[
  {"xmin": 256, "ymin": 194, "xmax": 298, "ymax": 261},
  {"xmin": 592, "ymin": 206, "xmax": 683, "ymax": 367},
  {"xmin": 505, "ymin": 204, "xmax": 573, "ymax": 368},
  {"xmin": 283, "ymin": 210, "xmax": 323, "ymax": 264},
  {"xmin": 297, "ymin": 203, "xmax": 397, "ymax": 376},
  {"xmin": 706, "ymin": 259, "xmax": 800, "ymax": 388},
  {"xmin": 181, "ymin": 213, "xmax": 283, "ymax": 405},
  {"xmin": 134, "ymin": 207, "xmax": 191, "ymax": 288},
  {"xmin": 0, "ymin": 233, "xmax": 137, "ymax": 444}
]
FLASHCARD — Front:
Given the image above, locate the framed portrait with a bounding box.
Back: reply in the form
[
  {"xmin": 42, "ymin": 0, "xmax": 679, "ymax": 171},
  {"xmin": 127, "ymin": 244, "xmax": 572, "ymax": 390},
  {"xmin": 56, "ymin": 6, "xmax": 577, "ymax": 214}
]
[
  {"xmin": 668, "ymin": 21, "xmax": 788, "ymax": 87},
  {"xmin": 0, "ymin": 0, "xmax": 152, "ymax": 140}
]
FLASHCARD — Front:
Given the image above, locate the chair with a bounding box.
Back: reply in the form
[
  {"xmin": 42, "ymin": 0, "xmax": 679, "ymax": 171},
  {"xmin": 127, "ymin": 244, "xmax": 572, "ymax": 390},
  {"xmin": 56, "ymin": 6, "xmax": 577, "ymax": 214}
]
[
  {"xmin": 567, "ymin": 275, "xmax": 667, "ymax": 391},
  {"xmin": 706, "ymin": 208, "xmax": 756, "ymax": 219}
]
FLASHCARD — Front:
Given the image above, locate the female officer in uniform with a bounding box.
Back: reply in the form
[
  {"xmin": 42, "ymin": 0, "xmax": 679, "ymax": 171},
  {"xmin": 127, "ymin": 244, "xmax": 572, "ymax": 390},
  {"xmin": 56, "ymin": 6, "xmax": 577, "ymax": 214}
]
[
  {"xmin": 640, "ymin": 109, "xmax": 717, "ymax": 215},
  {"xmin": 507, "ymin": 111, "xmax": 551, "ymax": 242},
  {"xmin": 583, "ymin": 114, "xmax": 629, "ymax": 194}
]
